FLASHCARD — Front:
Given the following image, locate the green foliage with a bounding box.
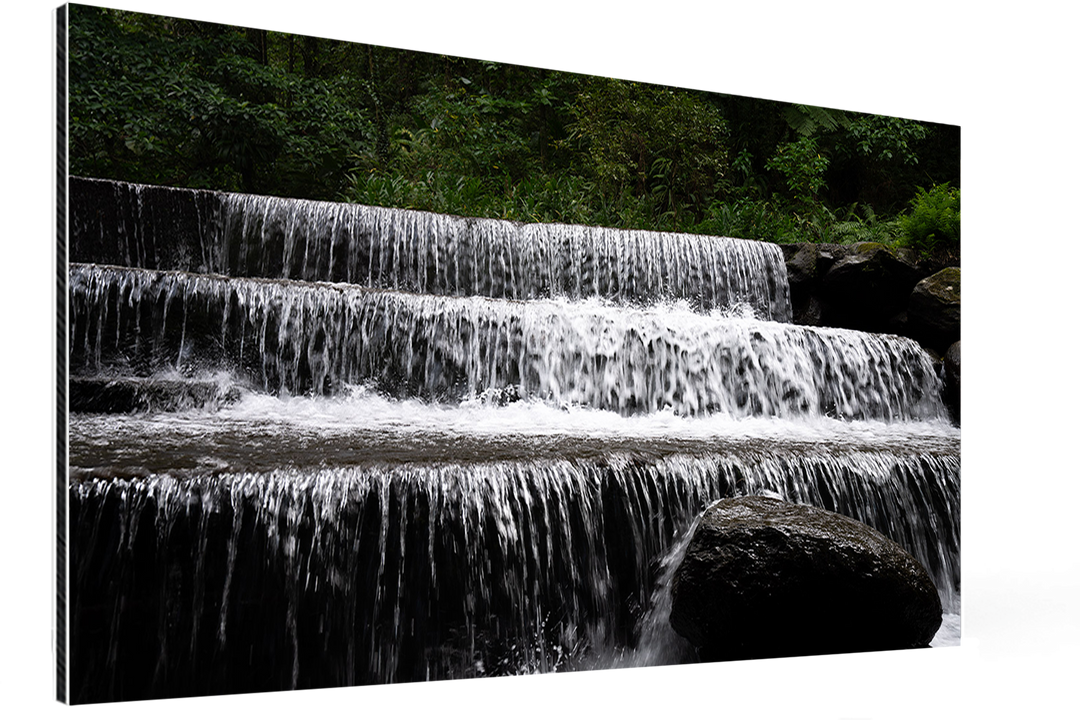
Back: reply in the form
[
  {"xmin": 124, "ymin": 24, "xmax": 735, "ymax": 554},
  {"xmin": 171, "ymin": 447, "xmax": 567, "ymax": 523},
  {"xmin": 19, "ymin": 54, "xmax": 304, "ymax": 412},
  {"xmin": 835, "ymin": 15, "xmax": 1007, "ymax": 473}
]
[
  {"xmin": 69, "ymin": 7, "xmax": 189, "ymax": 181},
  {"xmin": 411, "ymin": 77, "xmax": 538, "ymax": 179},
  {"xmin": 68, "ymin": 5, "xmax": 374, "ymax": 197},
  {"xmin": 781, "ymin": 104, "xmax": 851, "ymax": 137},
  {"xmin": 505, "ymin": 175, "xmax": 599, "ymax": 225},
  {"xmin": 765, "ymin": 136, "xmax": 829, "ymax": 210},
  {"xmin": 346, "ymin": 74, "xmax": 732, "ymax": 232},
  {"xmin": 692, "ymin": 199, "xmax": 801, "ymax": 243},
  {"xmin": 823, "ymin": 113, "xmax": 938, "ymax": 213},
  {"xmin": 690, "ymin": 198, "xmax": 903, "ymax": 247},
  {"xmin": 828, "ymin": 204, "xmax": 902, "ymax": 245},
  {"xmin": 899, "ymin": 183, "xmax": 961, "ymax": 257},
  {"xmin": 67, "ymin": 6, "xmax": 959, "ymax": 251},
  {"xmin": 844, "ymin": 114, "xmax": 929, "ymax": 166},
  {"xmin": 347, "ymin": 167, "xmax": 603, "ymax": 226},
  {"xmin": 690, "ymin": 198, "xmax": 797, "ymax": 242},
  {"xmin": 345, "ymin": 63, "xmax": 587, "ymax": 223},
  {"xmin": 566, "ymin": 78, "xmax": 730, "ymax": 225}
]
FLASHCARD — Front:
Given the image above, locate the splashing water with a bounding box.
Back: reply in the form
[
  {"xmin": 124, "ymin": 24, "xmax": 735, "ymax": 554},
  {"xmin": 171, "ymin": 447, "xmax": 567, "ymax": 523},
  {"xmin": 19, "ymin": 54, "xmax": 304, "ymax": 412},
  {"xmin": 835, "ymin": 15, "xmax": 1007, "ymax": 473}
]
[{"xmin": 70, "ymin": 264, "xmax": 945, "ymax": 422}]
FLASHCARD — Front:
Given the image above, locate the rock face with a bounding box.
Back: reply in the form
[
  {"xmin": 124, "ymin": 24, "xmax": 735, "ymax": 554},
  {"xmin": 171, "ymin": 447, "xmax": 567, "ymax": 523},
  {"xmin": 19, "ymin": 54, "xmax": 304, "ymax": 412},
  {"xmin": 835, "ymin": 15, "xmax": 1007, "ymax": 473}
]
[
  {"xmin": 908, "ymin": 268, "xmax": 961, "ymax": 351},
  {"xmin": 782, "ymin": 244, "xmax": 959, "ymax": 357},
  {"xmin": 943, "ymin": 340, "xmax": 960, "ymax": 423},
  {"xmin": 783, "ymin": 243, "xmax": 924, "ymax": 335},
  {"xmin": 782, "ymin": 246, "xmax": 961, "ymax": 424},
  {"xmin": 669, "ymin": 496, "xmax": 942, "ymax": 661},
  {"xmin": 819, "ymin": 242, "xmax": 923, "ymax": 332}
]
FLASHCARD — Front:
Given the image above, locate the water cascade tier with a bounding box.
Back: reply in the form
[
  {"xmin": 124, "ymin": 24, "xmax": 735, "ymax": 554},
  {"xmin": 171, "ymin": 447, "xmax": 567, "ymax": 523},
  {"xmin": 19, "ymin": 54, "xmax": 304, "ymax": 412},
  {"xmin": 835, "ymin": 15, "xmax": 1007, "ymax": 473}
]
[
  {"xmin": 69, "ymin": 177, "xmax": 792, "ymax": 321},
  {"xmin": 69, "ymin": 412, "xmax": 959, "ymax": 697},
  {"xmin": 70, "ymin": 263, "xmax": 943, "ymax": 421},
  {"xmin": 65, "ymin": 178, "xmax": 960, "ymax": 704}
]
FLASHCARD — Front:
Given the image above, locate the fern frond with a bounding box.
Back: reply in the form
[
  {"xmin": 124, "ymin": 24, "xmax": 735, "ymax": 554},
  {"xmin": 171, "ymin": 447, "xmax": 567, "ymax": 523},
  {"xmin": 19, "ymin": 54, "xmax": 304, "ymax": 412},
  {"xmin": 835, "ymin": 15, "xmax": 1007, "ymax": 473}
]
[{"xmin": 782, "ymin": 104, "xmax": 851, "ymax": 136}]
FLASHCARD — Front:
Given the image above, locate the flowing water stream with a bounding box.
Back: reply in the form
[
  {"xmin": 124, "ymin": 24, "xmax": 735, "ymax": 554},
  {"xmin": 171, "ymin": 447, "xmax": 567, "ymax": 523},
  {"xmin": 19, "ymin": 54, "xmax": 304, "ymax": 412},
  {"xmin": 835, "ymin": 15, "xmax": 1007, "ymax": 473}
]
[{"xmin": 65, "ymin": 178, "xmax": 959, "ymax": 703}]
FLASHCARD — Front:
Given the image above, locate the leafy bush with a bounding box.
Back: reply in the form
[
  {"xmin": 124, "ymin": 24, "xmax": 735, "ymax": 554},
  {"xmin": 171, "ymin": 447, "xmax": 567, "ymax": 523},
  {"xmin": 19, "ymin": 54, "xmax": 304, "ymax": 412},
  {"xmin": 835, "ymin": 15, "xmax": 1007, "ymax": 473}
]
[
  {"xmin": 899, "ymin": 183, "xmax": 960, "ymax": 257},
  {"xmin": 348, "ymin": 168, "xmax": 503, "ymax": 218},
  {"xmin": 690, "ymin": 198, "xmax": 905, "ymax": 247},
  {"xmin": 408, "ymin": 76, "xmax": 541, "ymax": 181},
  {"xmin": 830, "ymin": 115, "xmax": 933, "ymax": 212},
  {"xmin": 506, "ymin": 175, "xmax": 599, "ymax": 225},
  {"xmin": 765, "ymin": 136, "xmax": 829, "ymax": 210},
  {"xmin": 845, "ymin": 114, "xmax": 928, "ymax": 166}
]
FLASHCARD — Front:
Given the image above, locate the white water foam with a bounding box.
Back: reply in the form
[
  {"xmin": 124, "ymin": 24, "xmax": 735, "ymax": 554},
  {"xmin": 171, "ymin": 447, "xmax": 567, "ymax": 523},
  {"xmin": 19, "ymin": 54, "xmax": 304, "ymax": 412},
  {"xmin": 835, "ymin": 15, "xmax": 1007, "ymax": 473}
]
[
  {"xmin": 70, "ymin": 264, "xmax": 945, "ymax": 421},
  {"xmin": 225, "ymin": 383, "xmax": 959, "ymax": 446}
]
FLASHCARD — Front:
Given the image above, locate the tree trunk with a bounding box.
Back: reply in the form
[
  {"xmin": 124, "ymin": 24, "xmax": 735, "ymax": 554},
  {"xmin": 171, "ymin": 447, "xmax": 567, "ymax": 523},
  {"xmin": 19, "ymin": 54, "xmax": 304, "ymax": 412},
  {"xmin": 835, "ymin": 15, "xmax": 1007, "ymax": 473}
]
[
  {"xmin": 246, "ymin": 28, "xmax": 267, "ymax": 65},
  {"xmin": 303, "ymin": 36, "xmax": 318, "ymax": 77},
  {"xmin": 287, "ymin": 35, "xmax": 295, "ymax": 74}
]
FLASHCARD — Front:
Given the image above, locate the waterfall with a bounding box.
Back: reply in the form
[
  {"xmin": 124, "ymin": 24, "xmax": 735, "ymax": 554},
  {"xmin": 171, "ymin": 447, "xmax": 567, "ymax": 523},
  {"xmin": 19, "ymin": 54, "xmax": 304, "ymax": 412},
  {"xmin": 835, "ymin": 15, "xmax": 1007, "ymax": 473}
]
[
  {"xmin": 69, "ymin": 263, "xmax": 943, "ymax": 421},
  {"xmin": 70, "ymin": 177, "xmax": 792, "ymax": 321},
  {"xmin": 65, "ymin": 178, "xmax": 960, "ymax": 703},
  {"xmin": 217, "ymin": 193, "xmax": 792, "ymax": 320},
  {"xmin": 69, "ymin": 444, "xmax": 958, "ymax": 694}
]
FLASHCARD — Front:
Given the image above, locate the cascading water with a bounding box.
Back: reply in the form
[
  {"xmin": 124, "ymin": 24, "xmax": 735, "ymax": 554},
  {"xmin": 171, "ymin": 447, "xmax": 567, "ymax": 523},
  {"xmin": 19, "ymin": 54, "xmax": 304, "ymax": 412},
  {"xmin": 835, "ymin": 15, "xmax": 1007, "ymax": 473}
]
[
  {"xmin": 69, "ymin": 263, "xmax": 941, "ymax": 420},
  {"xmin": 65, "ymin": 178, "xmax": 959, "ymax": 704},
  {"xmin": 70, "ymin": 177, "xmax": 792, "ymax": 321}
]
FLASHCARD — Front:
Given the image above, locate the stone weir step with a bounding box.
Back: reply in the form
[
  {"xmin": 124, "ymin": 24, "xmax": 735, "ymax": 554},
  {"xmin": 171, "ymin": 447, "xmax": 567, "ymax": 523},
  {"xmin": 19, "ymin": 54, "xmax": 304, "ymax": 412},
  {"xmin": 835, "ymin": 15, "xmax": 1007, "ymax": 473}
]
[{"xmin": 68, "ymin": 401, "xmax": 960, "ymax": 477}]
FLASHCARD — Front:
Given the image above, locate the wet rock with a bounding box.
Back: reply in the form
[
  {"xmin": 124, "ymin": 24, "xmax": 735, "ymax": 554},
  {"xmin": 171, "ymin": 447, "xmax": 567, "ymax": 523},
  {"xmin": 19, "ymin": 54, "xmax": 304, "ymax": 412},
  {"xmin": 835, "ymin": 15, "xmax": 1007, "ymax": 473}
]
[
  {"xmin": 782, "ymin": 243, "xmax": 948, "ymax": 337},
  {"xmin": 818, "ymin": 243, "xmax": 923, "ymax": 332},
  {"xmin": 943, "ymin": 340, "xmax": 960, "ymax": 423},
  {"xmin": 669, "ymin": 496, "xmax": 942, "ymax": 661},
  {"xmin": 70, "ymin": 376, "xmax": 241, "ymax": 413},
  {"xmin": 783, "ymin": 244, "xmax": 829, "ymax": 325},
  {"xmin": 908, "ymin": 267, "xmax": 961, "ymax": 353}
]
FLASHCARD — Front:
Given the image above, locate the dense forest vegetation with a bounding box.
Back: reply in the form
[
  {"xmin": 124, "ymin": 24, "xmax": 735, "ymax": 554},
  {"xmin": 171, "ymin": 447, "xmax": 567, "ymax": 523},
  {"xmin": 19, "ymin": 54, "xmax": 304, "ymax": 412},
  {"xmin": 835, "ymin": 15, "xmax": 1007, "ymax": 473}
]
[{"xmin": 68, "ymin": 4, "xmax": 960, "ymax": 260}]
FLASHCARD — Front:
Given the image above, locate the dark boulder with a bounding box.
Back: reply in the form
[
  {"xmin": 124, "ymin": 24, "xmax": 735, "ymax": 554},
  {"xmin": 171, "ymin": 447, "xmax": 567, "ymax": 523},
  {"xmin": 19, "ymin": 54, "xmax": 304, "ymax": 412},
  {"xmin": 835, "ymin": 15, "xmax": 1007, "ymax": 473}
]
[
  {"xmin": 782, "ymin": 242, "xmax": 938, "ymax": 334},
  {"xmin": 783, "ymin": 244, "xmax": 833, "ymax": 326},
  {"xmin": 669, "ymin": 496, "xmax": 942, "ymax": 661},
  {"xmin": 818, "ymin": 243, "xmax": 923, "ymax": 333},
  {"xmin": 908, "ymin": 267, "xmax": 961, "ymax": 353}
]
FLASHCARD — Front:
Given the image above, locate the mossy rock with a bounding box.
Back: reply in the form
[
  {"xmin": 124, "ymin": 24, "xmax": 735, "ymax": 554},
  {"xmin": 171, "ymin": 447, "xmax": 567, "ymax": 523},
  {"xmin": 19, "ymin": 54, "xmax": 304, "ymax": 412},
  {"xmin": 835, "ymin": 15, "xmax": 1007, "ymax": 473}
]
[
  {"xmin": 918, "ymin": 266, "xmax": 960, "ymax": 302},
  {"xmin": 908, "ymin": 267, "xmax": 960, "ymax": 352}
]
